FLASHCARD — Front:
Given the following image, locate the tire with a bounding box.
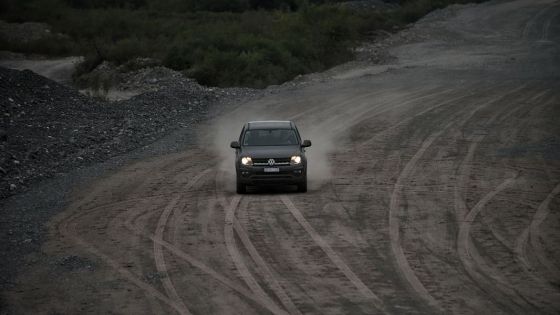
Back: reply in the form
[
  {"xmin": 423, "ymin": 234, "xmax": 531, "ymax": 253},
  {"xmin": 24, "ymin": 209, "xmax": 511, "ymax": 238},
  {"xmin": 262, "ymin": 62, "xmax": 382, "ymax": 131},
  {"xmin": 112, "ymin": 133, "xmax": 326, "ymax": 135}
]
[
  {"xmin": 297, "ymin": 179, "xmax": 307, "ymax": 193},
  {"xmin": 236, "ymin": 181, "xmax": 246, "ymax": 194}
]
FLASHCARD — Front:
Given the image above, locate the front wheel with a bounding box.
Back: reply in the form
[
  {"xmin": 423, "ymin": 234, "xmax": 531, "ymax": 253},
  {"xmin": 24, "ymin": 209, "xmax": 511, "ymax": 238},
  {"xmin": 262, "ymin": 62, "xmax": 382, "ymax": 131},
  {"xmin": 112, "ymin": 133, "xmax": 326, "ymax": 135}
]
[
  {"xmin": 297, "ymin": 179, "xmax": 307, "ymax": 193},
  {"xmin": 236, "ymin": 180, "xmax": 246, "ymax": 194}
]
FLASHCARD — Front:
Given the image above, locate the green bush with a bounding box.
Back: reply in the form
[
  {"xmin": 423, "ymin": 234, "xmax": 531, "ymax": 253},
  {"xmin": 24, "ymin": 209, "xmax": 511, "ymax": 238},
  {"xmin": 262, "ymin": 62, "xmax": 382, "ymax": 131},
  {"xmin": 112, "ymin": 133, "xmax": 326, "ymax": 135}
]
[{"xmin": 0, "ymin": 0, "xmax": 487, "ymax": 88}]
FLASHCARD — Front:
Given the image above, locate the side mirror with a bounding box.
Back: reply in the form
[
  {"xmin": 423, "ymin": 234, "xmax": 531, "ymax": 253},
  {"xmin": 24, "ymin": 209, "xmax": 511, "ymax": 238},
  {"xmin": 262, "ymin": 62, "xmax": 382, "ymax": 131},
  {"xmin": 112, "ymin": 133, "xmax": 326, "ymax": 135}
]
[
  {"xmin": 301, "ymin": 140, "xmax": 312, "ymax": 148},
  {"xmin": 230, "ymin": 141, "xmax": 240, "ymax": 149}
]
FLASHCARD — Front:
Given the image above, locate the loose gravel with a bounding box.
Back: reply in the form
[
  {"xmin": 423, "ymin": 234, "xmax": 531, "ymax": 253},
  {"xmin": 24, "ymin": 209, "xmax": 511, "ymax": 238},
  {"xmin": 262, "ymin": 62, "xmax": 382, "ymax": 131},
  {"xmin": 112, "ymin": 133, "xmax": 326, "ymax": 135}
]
[
  {"xmin": 0, "ymin": 65, "xmax": 256, "ymax": 305},
  {"xmin": 0, "ymin": 66, "xmax": 255, "ymax": 199}
]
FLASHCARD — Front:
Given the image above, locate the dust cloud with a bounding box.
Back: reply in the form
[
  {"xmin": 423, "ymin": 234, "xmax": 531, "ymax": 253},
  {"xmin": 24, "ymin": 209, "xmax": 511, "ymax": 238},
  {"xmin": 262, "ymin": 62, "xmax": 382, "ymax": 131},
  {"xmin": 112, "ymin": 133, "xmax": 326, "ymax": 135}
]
[
  {"xmin": 0, "ymin": 56, "xmax": 82, "ymax": 84},
  {"xmin": 297, "ymin": 126, "xmax": 338, "ymax": 189},
  {"xmin": 204, "ymin": 98, "xmax": 344, "ymax": 191}
]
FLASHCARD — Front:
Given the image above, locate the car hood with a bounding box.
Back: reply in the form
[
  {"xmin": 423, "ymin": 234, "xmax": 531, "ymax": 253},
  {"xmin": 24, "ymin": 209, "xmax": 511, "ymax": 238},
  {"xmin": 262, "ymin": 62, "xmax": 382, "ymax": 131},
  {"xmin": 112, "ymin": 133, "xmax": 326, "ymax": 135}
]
[{"xmin": 240, "ymin": 145, "xmax": 301, "ymax": 158}]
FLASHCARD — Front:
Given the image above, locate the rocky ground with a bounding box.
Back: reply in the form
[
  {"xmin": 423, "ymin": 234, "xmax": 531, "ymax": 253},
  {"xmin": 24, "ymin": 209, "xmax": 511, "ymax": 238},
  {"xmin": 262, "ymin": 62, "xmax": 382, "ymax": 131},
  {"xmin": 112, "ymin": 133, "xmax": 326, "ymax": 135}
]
[
  {"xmin": 0, "ymin": 1, "xmax": 508, "ymax": 307},
  {"xmin": 0, "ymin": 0, "xmax": 410, "ymax": 199},
  {"xmin": 2, "ymin": 0, "xmax": 559, "ymax": 314},
  {"xmin": 0, "ymin": 65, "xmax": 256, "ymax": 311},
  {"xmin": 0, "ymin": 66, "xmax": 256, "ymax": 199}
]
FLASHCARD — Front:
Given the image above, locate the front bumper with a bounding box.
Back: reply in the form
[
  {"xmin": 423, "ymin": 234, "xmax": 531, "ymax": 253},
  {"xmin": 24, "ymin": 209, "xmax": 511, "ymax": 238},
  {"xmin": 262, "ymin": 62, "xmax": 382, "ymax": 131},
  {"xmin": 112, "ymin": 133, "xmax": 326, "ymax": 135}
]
[{"xmin": 236, "ymin": 165, "xmax": 306, "ymax": 185}]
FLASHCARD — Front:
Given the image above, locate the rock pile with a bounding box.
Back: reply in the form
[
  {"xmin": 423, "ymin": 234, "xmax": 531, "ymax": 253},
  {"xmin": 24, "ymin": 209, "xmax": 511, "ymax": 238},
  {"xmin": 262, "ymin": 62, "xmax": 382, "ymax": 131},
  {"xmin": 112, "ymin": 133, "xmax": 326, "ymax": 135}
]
[{"xmin": 0, "ymin": 66, "xmax": 254, "ymax": 199}]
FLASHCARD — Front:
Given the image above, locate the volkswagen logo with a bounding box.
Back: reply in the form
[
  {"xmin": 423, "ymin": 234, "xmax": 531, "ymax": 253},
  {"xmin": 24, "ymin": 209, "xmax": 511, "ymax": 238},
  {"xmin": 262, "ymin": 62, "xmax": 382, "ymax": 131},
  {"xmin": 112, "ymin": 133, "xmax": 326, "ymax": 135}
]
[{"xmin": 268, "ymin": 158, "xmax": 275, "ymax": 166}]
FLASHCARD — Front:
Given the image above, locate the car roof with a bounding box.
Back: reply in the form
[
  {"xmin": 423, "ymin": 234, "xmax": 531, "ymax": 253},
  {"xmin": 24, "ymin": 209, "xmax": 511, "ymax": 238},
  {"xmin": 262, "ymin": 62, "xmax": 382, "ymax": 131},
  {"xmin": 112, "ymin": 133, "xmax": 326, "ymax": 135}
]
[{"xmin": 246, "ymin": 121, "xmax": 294, "ymax": 130}]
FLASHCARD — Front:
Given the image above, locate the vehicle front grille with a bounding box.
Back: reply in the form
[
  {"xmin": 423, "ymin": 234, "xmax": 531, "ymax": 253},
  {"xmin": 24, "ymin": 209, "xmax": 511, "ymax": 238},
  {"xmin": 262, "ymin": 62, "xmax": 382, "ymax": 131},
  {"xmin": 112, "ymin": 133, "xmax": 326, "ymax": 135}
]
[
  {"xmin": 250, "ymin": 174, "xmax": 294, "ymax": 182},
  {"xmin": 253, "ymin": 157, "xmax": 290, "ymax": 166}
]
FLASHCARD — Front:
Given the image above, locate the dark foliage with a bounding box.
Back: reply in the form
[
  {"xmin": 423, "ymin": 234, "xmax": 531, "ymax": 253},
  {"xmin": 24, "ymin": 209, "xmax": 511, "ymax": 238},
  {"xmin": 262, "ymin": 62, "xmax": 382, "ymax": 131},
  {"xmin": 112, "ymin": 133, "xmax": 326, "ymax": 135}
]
[{"xmin": 0, "ymin": 0, "xmax": 484, "ymax": 88}]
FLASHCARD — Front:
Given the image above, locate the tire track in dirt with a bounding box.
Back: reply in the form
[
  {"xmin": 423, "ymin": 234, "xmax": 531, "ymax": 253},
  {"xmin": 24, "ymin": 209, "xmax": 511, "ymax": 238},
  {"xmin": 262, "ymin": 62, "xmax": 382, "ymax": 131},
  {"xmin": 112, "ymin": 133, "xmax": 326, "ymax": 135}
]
[
  {"xmin": 515, "ymin": 183, "xmax": 560, "ymax": 277},
  {"xmin": 123, "ymin": 206, "xmax": 290, "ymax": 315},
  {"xmin": 454, "ymin": 87, "xmax": 542, "ymax": 232},
  {"xmin": 541, "ymin": 4, "xmax": 560, "ymax": 41},
  {"xmin": 279, "ymin": 195, "xmax": 386, "ymax": 312},
  {"xmin": 523, "ymin": 4, "xmax": 550, "ymax": 39},
  {"xmin": 388, "ymin": 128, "xmax": 449, "ymax": 313},
  {"xmin": 451, "ymin": 89, "xmax": 560, "ymax": 312},
  {"xmin": 224, "ymin": 196, "xmax": 290, "ymax": 313},
  {"xmin": 528, "ymin": 185, "xmax": 560, "ymax": 281},
  {"xmin": 221, "ymin": 194, "xmax": 289, "ymax": 315},
  {"xmin": 522, "ymin": 1, "xmax": 559, "ymax": 42},
  {"xmin": 445, "ymin": 85, "xmax": 533, "ymax": 286},
  {"xmin": 359, "ymin": 84, "xmax": 489, "ymax": 147},
  {"xmin": 24, "ymin": 2, "xmax": 558, "ymax": 314},
  {"xmin": 107, "ymin": 196, "xmax": 169, "ymax": 313},
  {"xmin": 448, "ymin": 85, "xmax": 557, "ymax": 311},
  {"xmin": 305, "ymin": 86, "xmax": 470, "ymax": 206},
  {"xmin": 387, "ymin": 85, "xmax": 530, "ymax": 312},
  {"xmin": 53, "ymin": 155, "xmax": 191, "ymax": 313},
  {"xmin": 57, "ymin": 154, "xmax": 213, "ymax": 313},
  {"xmin": 327, "ymin": 87, "xmax": 457, "ymax": 136},
  {"xmin": 280, "ymin": 85, "xmax": 453, "ymax": 140},
  {"xmin": 59, "ymin": 202, "xmax": 188, "ymax": 313},
  {"xmin": 326, "ymin": 85, "xmax": 523, "ymax": 312},
  {"xmin": 123, "ymin": 155, "xmax": 195, "ymax": 314},
  {"xmin": 288, "ymin": 87, "xmax": 396, "ymax": 122},
  {"xmin": 289, "ymin": 85, "xmax": 441, "ymax": 127},
  {"xmin": 456, "ymin": 176, "xmax": 535, "ymax": 314},
  {"xmin": 476, "ymin": 90, "xmax": 554, "ymax": 253},
  {"xmin": 257, "ymin": 199, "xmax": 329, "ymax": 310},
  {"xmin": 214, "ymin": 169, "xmax": 302, "ymax": 315},
  {"xmin": 168, "ymin": 169, "xmax": 218, "ymax": 262},
  {"xmin": 240, "ymin": 194, "xmax": 377, "ymax": 313},
  {"xmin": 122, "ymin": 164, "xmax": 291, "ymax": 314},
  {"xmin": 217, "ymin": 176, "xmax": 272, "ymax": 308},
  {"xmin": 107, "ymin": 200, "xmax": 164, "ymax": 313},
  {"xmin": 180, "ymin": 186, "xmax": 217, "ymax": 246},
  {"xmin": 329, "ymin": 85, "xmax": 499, "ymax": 230},
  {"xmin": 152, "ymin": 169, "xmax": 211, "ymax": 315},
  {"xmin": 233, "ymin": 198, "xmax": 302, "ymax": 315}
]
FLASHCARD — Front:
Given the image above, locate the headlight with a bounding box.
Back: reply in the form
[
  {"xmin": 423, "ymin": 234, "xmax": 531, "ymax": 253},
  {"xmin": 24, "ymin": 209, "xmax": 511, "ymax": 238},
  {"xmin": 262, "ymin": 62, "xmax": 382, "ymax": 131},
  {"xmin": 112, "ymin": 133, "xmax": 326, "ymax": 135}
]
[
  {"xmin": 241, "ymin": 156, "xmax": 253, "ymax": 166},
  {"xmin": 290, "ymin": 155, "xmax": 302, "ymax": 165}
]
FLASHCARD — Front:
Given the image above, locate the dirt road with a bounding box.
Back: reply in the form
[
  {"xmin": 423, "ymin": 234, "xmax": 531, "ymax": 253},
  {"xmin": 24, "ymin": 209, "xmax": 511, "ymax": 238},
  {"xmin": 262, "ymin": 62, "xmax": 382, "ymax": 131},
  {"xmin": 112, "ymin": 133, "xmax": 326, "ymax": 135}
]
[{"xmin": 4, "ymin": 0, "xmax": 560, "ymax": 314}]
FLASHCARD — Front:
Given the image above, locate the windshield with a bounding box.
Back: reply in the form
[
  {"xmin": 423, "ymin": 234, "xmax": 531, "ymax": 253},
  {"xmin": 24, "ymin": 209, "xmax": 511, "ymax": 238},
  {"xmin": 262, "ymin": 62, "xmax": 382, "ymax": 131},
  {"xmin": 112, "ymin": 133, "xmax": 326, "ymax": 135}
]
[{"xmin": 243, "ymin": 129, "xmax": 298, "ymax": 146}]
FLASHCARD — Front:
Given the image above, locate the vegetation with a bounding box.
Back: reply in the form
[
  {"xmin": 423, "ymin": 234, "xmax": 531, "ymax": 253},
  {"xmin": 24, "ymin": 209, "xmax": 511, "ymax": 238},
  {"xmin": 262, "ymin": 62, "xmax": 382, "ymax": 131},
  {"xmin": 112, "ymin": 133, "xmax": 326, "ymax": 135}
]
[{"xmin": 0, "ymin": 0, "xmax": 484, "ymax": 88}]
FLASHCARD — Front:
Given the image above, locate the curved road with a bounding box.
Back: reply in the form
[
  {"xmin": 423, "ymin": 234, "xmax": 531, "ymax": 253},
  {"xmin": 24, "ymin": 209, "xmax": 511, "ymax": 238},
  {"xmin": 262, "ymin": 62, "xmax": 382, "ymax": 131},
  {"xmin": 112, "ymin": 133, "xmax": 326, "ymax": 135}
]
[{"xmin": 7, "ymin": 0, "xmax": 560, "ymax": 314}]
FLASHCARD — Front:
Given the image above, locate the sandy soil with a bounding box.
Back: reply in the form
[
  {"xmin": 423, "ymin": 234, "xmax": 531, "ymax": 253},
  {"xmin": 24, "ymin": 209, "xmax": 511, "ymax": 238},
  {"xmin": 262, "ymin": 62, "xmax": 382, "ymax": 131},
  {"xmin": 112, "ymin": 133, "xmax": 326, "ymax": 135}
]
[{"xmin": 3, "ymin": 0, "xmax": 560, "ymax": 314}]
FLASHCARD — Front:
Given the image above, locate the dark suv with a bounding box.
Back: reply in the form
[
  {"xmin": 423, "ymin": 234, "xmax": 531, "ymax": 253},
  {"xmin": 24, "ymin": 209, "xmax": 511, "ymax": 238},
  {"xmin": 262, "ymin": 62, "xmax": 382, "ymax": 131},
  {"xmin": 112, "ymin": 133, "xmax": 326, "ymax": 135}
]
[{"xmin": 230, "ymin": 121, "xmax": 311, "ymax": 193}]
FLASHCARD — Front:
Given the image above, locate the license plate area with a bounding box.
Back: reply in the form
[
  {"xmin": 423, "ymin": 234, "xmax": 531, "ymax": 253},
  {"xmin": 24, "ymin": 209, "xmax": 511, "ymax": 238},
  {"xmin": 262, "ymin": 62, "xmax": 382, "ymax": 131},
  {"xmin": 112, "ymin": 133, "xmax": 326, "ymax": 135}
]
[{"xmin": 263, "ymin": 167, "xmax": 279, "ymax": 173}]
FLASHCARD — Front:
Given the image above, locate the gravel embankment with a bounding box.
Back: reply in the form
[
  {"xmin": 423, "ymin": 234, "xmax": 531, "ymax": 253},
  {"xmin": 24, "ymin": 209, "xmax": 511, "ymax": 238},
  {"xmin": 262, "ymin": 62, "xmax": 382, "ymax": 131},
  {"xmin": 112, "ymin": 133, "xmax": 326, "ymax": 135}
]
[
  {"xmin": 0, "ymin": 65, "xmax": 254, "ymax": 301},
  {"xmin": 0, "ymin": 66, "xmax": 254, "ymax": 199}
]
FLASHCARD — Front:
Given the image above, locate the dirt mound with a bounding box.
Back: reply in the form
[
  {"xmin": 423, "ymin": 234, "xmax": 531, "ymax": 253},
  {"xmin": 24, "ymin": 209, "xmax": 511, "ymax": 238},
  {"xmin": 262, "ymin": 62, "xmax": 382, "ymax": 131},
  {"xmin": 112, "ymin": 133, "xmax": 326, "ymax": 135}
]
[
  {"xmin": 0, "ymin": 56, "xmax": 82, "ymax": 85},
  {"xmin": 0, "ymin": 66, "xmax": 237, "ymax": 199},
  {"xmin": 76, "ymin": 59, "xmax": 220, "ymax": 101}
]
